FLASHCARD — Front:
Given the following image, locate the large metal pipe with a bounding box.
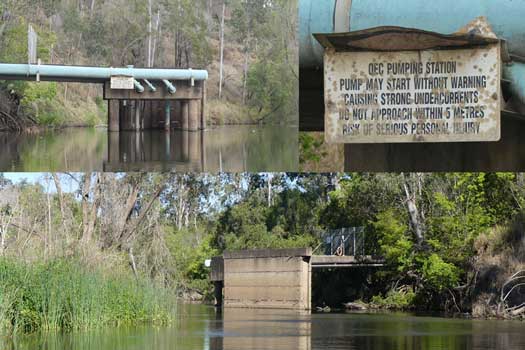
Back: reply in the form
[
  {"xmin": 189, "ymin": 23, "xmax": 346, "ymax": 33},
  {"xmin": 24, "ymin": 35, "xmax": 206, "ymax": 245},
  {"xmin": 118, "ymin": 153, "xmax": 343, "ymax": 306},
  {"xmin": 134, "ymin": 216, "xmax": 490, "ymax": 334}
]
[
  {"xmin": 504, "ymin": 62, "xmax": 525, "ymax": 106},
  {"xmin": 0, "ymin": 63, "xmax": 208, "ymax": 83},
  {"xmin": 299, "ymin": 0, "xmax": 525, "ymax": 68}
]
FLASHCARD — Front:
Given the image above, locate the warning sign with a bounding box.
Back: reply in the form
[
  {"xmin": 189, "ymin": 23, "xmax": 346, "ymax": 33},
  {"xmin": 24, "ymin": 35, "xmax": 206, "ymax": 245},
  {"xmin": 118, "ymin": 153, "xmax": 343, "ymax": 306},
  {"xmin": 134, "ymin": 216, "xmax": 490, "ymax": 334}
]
[
  {"xmin": 110, "ymin": 75, "xmax": 134, "ymax": 90},
  {"xmin": 324, "ymin": 45, "xmax": 501, "ymax": 143}
]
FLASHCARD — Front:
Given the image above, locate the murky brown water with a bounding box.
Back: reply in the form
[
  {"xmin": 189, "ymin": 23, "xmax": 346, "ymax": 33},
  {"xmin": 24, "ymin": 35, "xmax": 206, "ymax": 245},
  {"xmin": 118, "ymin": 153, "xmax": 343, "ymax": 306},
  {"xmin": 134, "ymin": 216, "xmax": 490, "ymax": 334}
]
[
  {"xmin": 4, "ymin": 305, "xmax": 525, "ymax": 350},
  {"xmin": 0, "ymin": 125, "xmax": 298, "ymax": 172}
]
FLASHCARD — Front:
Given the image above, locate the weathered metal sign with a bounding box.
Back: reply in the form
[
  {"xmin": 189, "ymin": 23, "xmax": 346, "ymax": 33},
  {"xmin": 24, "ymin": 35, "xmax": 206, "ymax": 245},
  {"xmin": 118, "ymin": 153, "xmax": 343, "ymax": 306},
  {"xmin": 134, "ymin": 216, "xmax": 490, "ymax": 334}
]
[
  {"xmin": 324, "ymin": 45, "xmax": 501, "ymax": 143},
  {"xmin": 110, "ymin": 75, "xmax": 134, "ymax": 90}
]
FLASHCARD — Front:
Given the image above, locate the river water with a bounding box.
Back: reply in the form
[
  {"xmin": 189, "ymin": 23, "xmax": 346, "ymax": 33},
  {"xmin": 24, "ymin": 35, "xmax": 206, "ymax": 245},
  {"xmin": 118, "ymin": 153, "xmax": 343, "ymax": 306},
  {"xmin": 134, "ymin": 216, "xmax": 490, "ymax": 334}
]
[
  {"xmin": 5, "ymin": 304, "xmax": 525, "ymax": 350},
  {"xmin": 0, "ymin": 125, "xmax": 298, "ymax": 172}
]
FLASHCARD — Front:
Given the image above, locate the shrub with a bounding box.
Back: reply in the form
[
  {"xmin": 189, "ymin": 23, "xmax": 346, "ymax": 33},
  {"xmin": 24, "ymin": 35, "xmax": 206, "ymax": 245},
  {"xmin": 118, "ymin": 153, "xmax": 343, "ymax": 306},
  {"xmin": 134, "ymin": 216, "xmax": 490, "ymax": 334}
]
[
  {"xmin": 422, "ymin": 254, "xmax": 459, "ymax": 291},
  {"xmin": 371, "ymin": 287, "xmax": 416, "ymax": 310}
]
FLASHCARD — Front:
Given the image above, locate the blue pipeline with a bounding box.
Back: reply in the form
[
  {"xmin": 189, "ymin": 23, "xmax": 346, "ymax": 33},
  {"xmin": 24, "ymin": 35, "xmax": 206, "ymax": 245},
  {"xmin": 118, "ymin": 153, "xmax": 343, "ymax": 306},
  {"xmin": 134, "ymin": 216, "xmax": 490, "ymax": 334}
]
[
  {"xmin": 143, "ymin": 79, "xmax": 157, "ymax": 92},
  {"xmin": 299, "ymin": 0, "xmax": 336, "ymax": 68},
  {"xmin": 133, "ymin": 79, "xmax": 145, "ymax": 93},
  {"xmin": 300, "ymin": 0, "xmax": 525, "ymax": 68},
  {"xmin": 162, "ymin": 80, "xmax": 177, "ymax": 94},
  {"xmin": 504, "ymin": 63, "xmax": 525, "ymax": 105},
  {"xmin": 0, "ymin": 63, "xmax": 208, "ymax": 82}
]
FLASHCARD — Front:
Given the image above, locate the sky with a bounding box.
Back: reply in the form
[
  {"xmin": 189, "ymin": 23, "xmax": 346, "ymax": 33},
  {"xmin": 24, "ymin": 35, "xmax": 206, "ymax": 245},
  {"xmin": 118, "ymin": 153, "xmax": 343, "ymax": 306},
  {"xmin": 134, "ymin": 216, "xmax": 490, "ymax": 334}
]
[
  {"xmin": 4, "ymin": 173, "xmax": 45, "ymax": 184},
  {"xmin": 2, "ymin": 173, "xmax": 80, "ymax": 193}
]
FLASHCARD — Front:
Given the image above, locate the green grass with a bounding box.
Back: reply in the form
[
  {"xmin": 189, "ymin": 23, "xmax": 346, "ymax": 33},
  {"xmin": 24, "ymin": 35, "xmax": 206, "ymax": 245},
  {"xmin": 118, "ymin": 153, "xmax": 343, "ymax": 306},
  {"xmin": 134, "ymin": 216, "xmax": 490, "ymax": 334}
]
[{"xmin": 0, "ymin": 258, "xmax": 174, "ymax": 334}]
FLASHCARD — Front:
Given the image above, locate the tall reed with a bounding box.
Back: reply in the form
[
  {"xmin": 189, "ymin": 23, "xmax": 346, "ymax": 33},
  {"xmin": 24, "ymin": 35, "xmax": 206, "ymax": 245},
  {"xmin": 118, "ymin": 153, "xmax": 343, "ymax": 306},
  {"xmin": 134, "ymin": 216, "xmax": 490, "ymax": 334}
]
[{"xmin": 0, "ymin": 258, "xmax": 174, "ymax": 334}]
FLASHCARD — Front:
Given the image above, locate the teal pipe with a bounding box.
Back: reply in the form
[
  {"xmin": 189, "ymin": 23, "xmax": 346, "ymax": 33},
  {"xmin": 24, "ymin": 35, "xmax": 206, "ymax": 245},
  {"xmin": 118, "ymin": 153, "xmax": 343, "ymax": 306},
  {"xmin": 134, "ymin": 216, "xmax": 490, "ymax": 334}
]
[
  {"xmin": 162, "ymin": 80, "xmax": 177, "ymax": 94},
  {"xmin": 300, "ymin": 0, "xmax": 525, "ymax": 68},
  {"xmin": 504, "ymin": 63, "xmax": 525, "ymax": 105},
  {"xmin": 133, "ymin": 79, "xmax": 144, "ymax": 93},
  {"xmin": 0, "ymin": 63, "xmax": 208, "ymax": 82},
  {"xmin": 299, "ymin": 0, "xmax": 336, "ymax": 68},
  {"xmin": 143, "ymin": 79, "xmax": 157, "ymax": 92}
]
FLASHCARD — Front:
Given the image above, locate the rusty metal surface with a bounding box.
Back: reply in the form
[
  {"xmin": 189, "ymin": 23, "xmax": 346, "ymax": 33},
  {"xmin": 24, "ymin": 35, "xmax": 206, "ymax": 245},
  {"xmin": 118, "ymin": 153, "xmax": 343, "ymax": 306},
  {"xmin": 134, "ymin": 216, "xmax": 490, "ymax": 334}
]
[
  {"xmin": 323, "ymin": 42, "xmax": 501, "ymax": 144},
  {"xmin": 314, "ymin": 26, "xmax": 500, "ymax": 52}
]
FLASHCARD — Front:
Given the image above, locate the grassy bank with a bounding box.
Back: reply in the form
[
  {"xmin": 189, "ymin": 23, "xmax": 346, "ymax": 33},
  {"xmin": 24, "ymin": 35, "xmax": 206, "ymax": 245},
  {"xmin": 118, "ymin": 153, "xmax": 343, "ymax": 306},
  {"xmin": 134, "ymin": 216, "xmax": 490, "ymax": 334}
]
[{"xmin": 0, "ymin": 258, "xmax": 174, "ymax": 334}]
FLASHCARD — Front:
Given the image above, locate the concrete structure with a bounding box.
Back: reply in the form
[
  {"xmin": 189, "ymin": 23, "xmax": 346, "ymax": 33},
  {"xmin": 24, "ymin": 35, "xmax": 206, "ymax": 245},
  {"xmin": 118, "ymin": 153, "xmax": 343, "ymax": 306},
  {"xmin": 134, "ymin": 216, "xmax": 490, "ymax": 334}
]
[
  {"xmin": 0, "ymin": 63, "xmax": 208, "ymax": 132},
  {"xmin": 222, "ymin": 249, "xmax": 312, "ymax": 310},
  {"xmin": 211, "ymin": 248, "xmax": 383, "ymax": 310},
  {"xmin": 104, "ymin": 80, "xmax": 207, "ymax": 132},
  {"xmin": 298, "ymin": 0, "xmax": 525, "ymax": 171}
]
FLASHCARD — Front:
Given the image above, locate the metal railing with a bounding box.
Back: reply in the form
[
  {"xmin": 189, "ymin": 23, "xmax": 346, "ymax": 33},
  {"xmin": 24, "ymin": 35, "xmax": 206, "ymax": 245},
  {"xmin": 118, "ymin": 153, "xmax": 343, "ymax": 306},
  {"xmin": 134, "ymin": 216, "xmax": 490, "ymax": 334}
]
[{"xmin": 324, "ymin": 227, "xmax": 365, "ymax": 257}]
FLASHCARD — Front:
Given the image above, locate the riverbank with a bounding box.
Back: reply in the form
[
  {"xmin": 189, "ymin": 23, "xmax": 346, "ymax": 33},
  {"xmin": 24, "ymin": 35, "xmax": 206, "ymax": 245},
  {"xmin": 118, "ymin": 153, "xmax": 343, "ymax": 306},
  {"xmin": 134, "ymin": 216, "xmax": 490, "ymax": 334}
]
[
  {"xmin": 0, "ymin": 258, "xmax": 174, "ymax": 334},
  {"xmin": 313, "ymin": 217, "xmax": 525, "ymax": 321},
  {"xmin": 0, "ymin": 85, "xmax": 289, "ymax": 132}
]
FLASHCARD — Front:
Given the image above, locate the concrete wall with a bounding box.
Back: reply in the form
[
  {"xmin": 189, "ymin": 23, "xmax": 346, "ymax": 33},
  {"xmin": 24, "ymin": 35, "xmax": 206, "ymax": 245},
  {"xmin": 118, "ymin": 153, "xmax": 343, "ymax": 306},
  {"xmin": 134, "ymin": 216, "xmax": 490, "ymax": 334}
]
[{"xmin": 223, "ymin": 249, "xmax": 312, "ymax": 310}]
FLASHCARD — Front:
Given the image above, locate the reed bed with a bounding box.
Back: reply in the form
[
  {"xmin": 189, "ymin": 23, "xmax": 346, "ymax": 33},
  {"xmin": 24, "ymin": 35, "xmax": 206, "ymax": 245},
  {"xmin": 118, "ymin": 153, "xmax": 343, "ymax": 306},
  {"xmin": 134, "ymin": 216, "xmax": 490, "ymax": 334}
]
[{"xmin": 0, "ymin": 258, "xmax": 174, "ymax": 334}]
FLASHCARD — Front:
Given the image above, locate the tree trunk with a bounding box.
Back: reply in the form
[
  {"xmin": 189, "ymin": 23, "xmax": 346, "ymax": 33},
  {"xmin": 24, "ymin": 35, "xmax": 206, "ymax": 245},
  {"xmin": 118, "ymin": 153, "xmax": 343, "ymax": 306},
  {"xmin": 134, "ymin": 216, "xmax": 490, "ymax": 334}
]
[
  {"xmin": 267, "ymin": 174, "xmax": 273, "ymax": 207},
  {"xmin": 90, "ymin": 0, "xmax": 96, "ymax": 17},
  {"xmin": 119, "ymin": 184, "xmax": 165, "ymax": 245},
  {"xmin": 81, "ymin": 174, "xmax": 92, "ymax": 240},
  {"xmin": 112, "ymin": 184, "xmax": 140, "ymax": 247},
  {"xmin": 151, "ymin": 9, "xmax": 161, "ymax": 67},
  {"xmin": 206, "ymin": 0, "xmax": 214, "ymax": 30},
  {"xmin": 242, "ymin": 44, "xmax": 249, "ymax": 104},
  {"xmin": 242, "ymin": 6, "xmax": 251, "ymax": 104},
  {"xmin": 129, "ymin": 247, "xmax": 138, "ymax": 278},
  {"xmin": 147, "ymin": 0, "xmax": 153, "ymax": 67},
  {"xmin": 52, "ymin": 173, "xmax": 65, "ymax": 219},
  {"xmin": 81, "ymin": 173, "xmax": 100, "ymax": 243},
  {"xmin": 0, "ymin": 22, "xmax": 7, "ymax": 41},
  {"xmin": 218, "ymin": 1, "xmax": 226, "ymax": 99},
  {"xmin": 402, "ymin": 174, "xmax": 425, "ymax": 246}
]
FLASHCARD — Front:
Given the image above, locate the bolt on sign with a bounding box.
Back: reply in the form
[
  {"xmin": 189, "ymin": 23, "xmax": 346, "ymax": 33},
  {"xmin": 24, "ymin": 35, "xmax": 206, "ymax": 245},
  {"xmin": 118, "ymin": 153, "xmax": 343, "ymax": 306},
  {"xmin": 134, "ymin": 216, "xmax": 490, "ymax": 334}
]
[
  {"xmin": 315, "ymin": 28, "xmax": 502, "ymax": 144},
  {"xmin": 110, "ymin": 75, "xmax": 134, "ymax": 90}
]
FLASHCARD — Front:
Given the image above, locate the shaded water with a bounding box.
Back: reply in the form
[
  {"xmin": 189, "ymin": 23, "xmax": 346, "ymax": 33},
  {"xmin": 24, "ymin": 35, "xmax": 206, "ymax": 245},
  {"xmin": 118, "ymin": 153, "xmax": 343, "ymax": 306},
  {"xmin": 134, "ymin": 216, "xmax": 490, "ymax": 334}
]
[
  {"xmin": 0, "ymin": 125, "xmax": 298, "ymax": 172},
  {"xmin": 5, "ymin": 305, "xmax": 525, "ymax": 350}
]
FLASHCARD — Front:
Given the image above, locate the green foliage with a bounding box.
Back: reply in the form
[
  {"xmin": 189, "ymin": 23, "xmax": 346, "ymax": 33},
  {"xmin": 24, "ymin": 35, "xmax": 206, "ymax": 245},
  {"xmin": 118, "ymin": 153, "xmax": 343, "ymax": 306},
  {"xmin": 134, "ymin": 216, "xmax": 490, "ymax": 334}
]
[
  {"xmin": 84, "ymin": 112, "xmax": 101, "ymax": 127},
  {"xmin": 168, "ymin": 228, "xmax": 217, "ymax": 282},
  {"xmin": 214, "ymin": 185, "xmax": 321, "ymax": 253},
  {"xmin": 373, "ymin": 210, "xmax": 413, "ymax": 272},
  {"xmin": 0, "ymin": 17, "xmax": 56, "ymax": 63},
  {"xmin": 371, "ymin": 287, "xmax": 416, "ymax": 310},
  {"xmin": 299, "ymin": 133, "xmax": 327, "ymax": 165},
  {"xmin": 224, "ymin": 230, "xmax": 319, "ymax": 251},
  {"xmin": 0, "ymin": 20, "xmax": 28, "ymax": 63},
  {"xmin": 246, "ymin": 55, "xmax": 295, "ymax": 119},
  {"xmin": 18, "ymin": 82, "xmax": 65, "ymax": 126},
  {"xmin": 163, "ymin": 0, "xmax": 213, "ymax": 68},
  {"xmin": 322, "ymin": 173, "xmax": 525, "ymax": 309},
  {"xmin": 321, "ymin": 174, "xmax": 400, "ymax": 229},
  {"xmin": 20, "ymin": 82, "xmax": 57, "ymax": 104},
  {"xmin": 421, "ymin": 254, "xmax": 459, "ymax": 291}
]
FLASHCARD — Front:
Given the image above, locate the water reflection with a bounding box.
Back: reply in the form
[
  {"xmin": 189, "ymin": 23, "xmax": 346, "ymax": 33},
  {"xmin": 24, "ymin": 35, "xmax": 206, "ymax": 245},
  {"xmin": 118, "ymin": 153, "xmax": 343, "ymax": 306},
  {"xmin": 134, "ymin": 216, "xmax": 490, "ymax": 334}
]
[
  {"xmin": 0, "ymin": 128, "xmax": 106, "ymax": 172},
  {"xmin": 214, "ymin": 308, "xmax": 311, "ymax": 350},
  {"xmin": 0, "ymin": 125, "xmax": 298, "ymax": 172},
  {"xmin": 4, "ymin": 305, "xmax": 525, "ymax": 350}
]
